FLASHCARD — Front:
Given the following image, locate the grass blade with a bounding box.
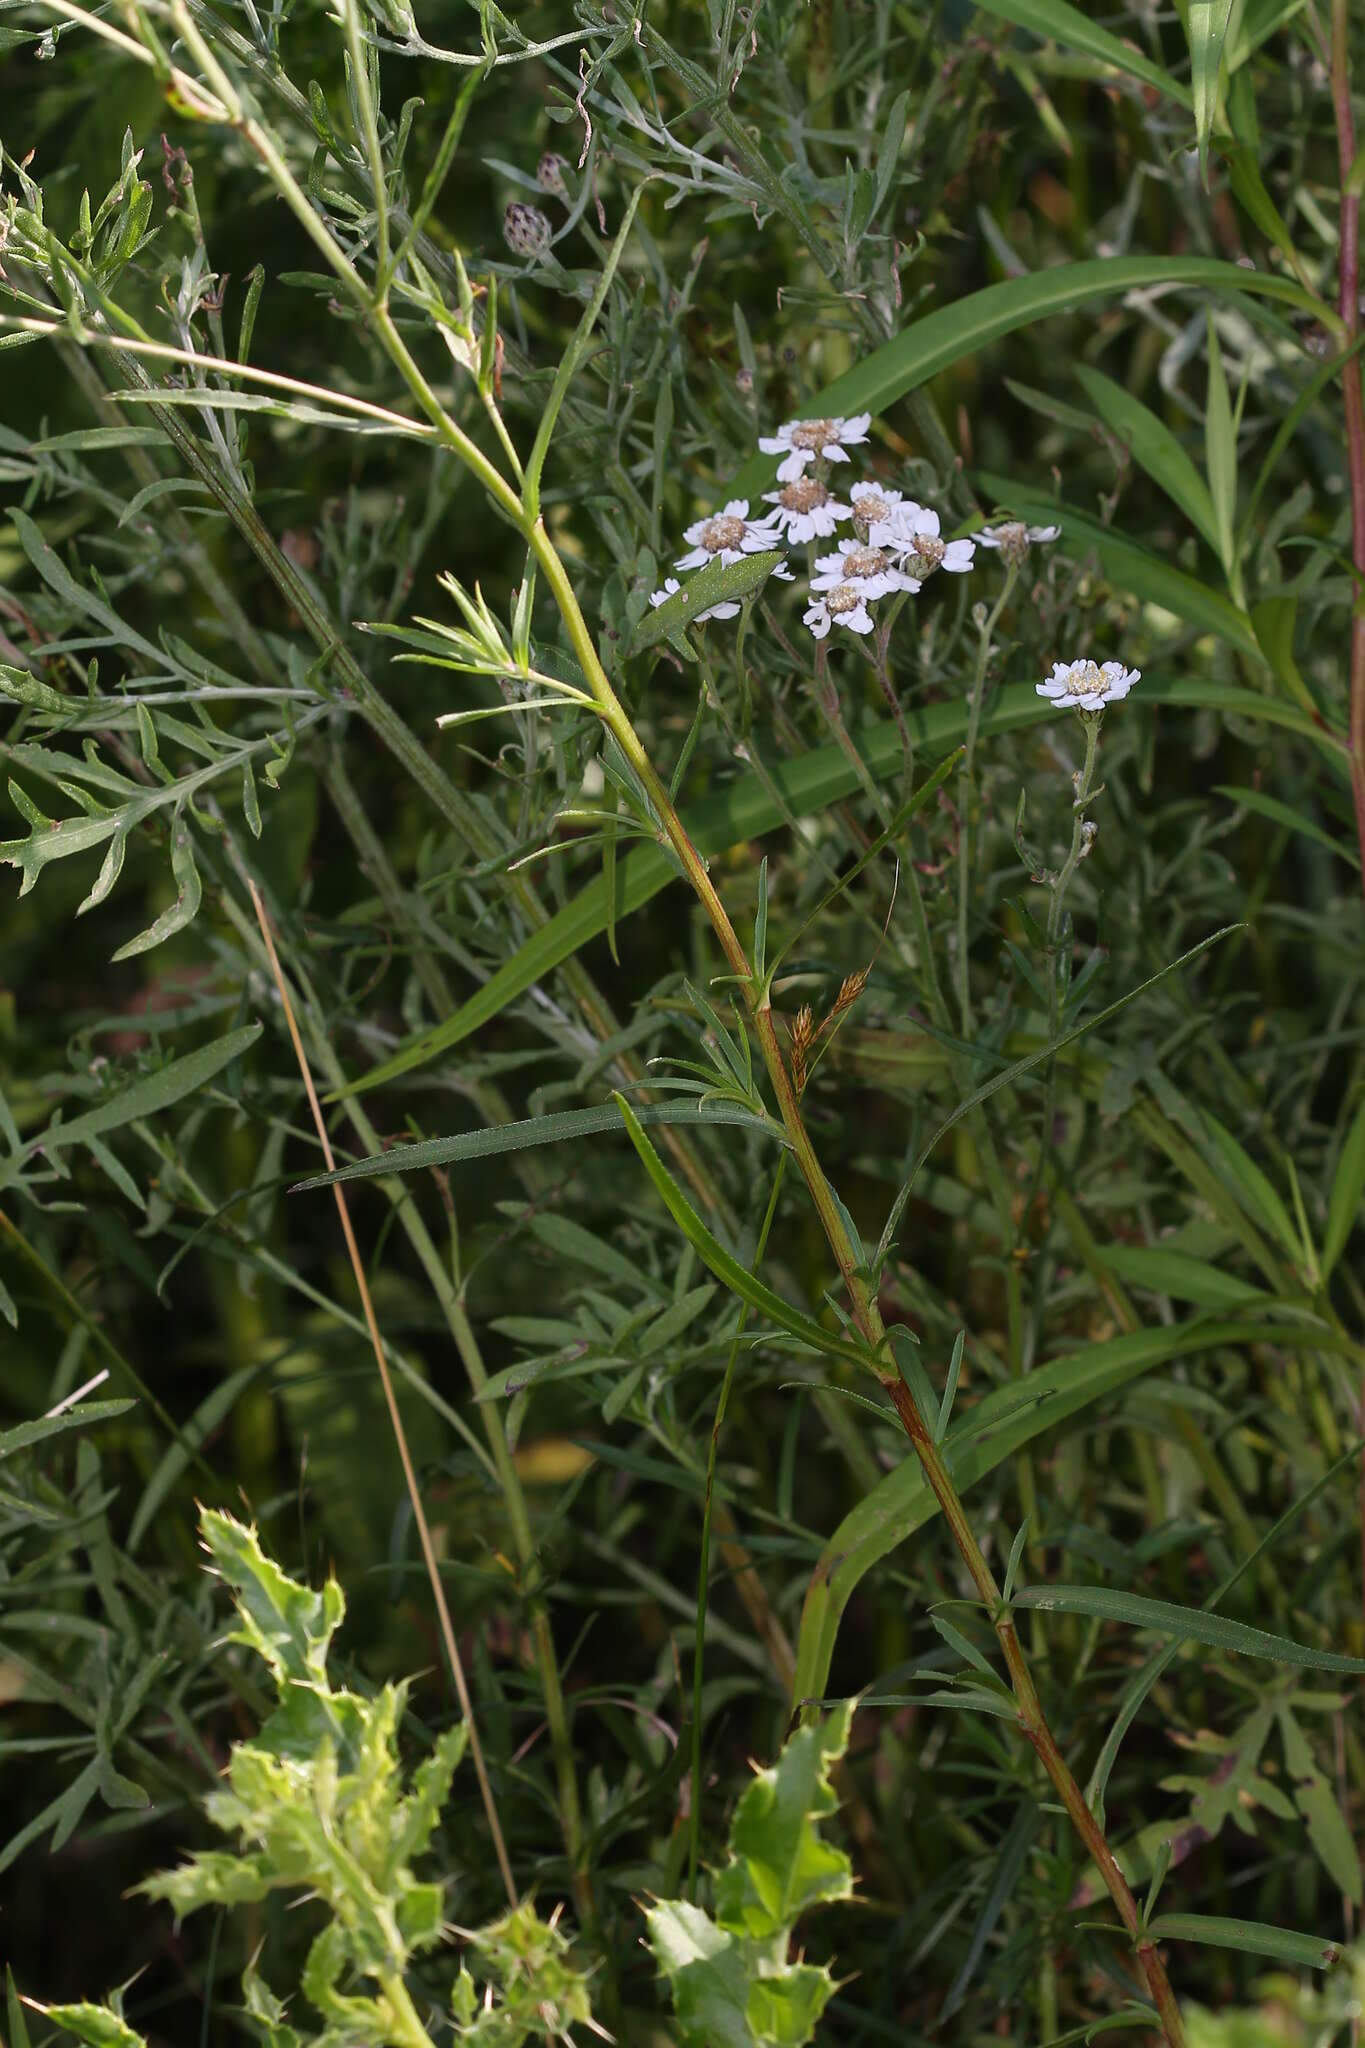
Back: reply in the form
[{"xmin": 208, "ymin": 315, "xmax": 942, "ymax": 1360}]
[
  {"xmin": 727, "ymin": 256, "xmax": 1320, "ymax": 506},
  {"xmin": 1011, "ymin": 1584, "xmax": 1365, "ymax": 1673},
  {"xmin": 967, "ymin": 0, "xmax": 1191, "ymax": 105},
  {"xmin": 1187, "ymin": 0, "xmax": 1235, "ymax": 174},
  {"xmin": 1323, "ymin": 1097, "xmax": 1365, "ymax": 1279}
]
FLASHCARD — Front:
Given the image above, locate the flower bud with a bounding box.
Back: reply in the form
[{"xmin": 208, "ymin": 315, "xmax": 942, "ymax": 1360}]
[
  {"xmin": 537, "ymin": 152, "xmax": 569, "ymax": 199},
  {"xmin": 503, "ymin": 201, "xmax": 552, "ymax": 259}
]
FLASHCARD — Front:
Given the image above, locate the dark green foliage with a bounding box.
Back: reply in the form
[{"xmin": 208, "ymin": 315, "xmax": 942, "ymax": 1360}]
[{"xmin": 3, "ymin": 0, "xmax": 1365, "ymax": 2039}]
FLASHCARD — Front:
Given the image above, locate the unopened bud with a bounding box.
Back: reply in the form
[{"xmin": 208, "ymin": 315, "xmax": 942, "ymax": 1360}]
[
  {"xmin": 503, "ymin": 201, "xmax": 552, "ymax": 259},
  {"xmin": 537, "ymin": 152, "xmax": 569, "ymax": 199}
]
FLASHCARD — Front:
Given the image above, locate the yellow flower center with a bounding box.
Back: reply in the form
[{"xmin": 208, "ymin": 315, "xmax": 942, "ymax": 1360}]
[
  {"xmin": 827, "ymin": 583, "xmax": 862, "ymax": 614},
  {"xmin": 1062, "ymin": 660, "xmax": 1104, "ymax": 696}
]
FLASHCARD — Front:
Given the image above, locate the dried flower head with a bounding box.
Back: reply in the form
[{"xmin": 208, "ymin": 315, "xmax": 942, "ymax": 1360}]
[{"xmin": 790, "ymin": 1004, "xmax": 814, "ymax": 1097}]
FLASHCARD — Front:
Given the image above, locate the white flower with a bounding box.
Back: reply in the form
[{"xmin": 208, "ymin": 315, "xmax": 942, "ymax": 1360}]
[
  {"xmin": 871, "ymin": 504, "xmax": 975, "ymax": 577},
  {"xmin": 675, "ymin": 499, "xmax": 774, "ymax": 571},
  {"xmin": 649, "ymin": 575, "xmax": 740, "ymax": 623},
  {"xmin": 759, "ymin": 475, "xmax": 852, "ymax": 543},
  {"xmin": 974, "ymin": 519, "xmax": 1061, "ymax": 566},
  {"xmin": 811, "ymin": 538, "xmax": 919, "ymax": 601},
  {"xmin": 847, "ymin": 482, "xmax": 909, "ymax": 538},
  {"xmin": 803, "ymin": 584, "xmax": 876, "ymax": 639},
  {"xmin": 1036, "ymin": 658, "xmax": 1140, "ymax": 712},
  {"xmin": 758, "ymin": 413, "xmax": 872, "ymax": 483}
]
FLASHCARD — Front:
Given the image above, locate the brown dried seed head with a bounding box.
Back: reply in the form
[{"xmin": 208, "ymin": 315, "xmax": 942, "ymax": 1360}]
[
  {"xmin": 832, "ymin": 970, "xmax": 868, "ymax": 1017},
  {"xmin": 791, "ymin": 1004, "xmax": 814, "ymax": 1095}
]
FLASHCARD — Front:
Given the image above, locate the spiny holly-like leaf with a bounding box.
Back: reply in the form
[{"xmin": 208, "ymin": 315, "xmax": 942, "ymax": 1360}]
[
  {"xmin": 714, "ymin": 1698, "xmax": 856, "ymax": 1938},
  {"xmin": 646, "ymin": 1703, "xmax": 854, "ymax": 2048},
  {"xmin": 198, "ymin": 1507, "xmax": 344, "ymax": 1690},
  {"xmin": 644, "ymin": 1902, "xmax": 755, "ymax": 2048},
  {"xmin": 39, "ymin": 2007, "xmax": 148, "ymax": 2048}
]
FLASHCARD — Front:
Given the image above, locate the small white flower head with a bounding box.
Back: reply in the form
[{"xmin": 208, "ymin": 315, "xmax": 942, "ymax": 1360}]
[
  {"xmin": 847, "ymin": 482, "xmax": 910, "ymax": 540},
  {"xmin": 803, "ymin": 583, "xmax": 876, "ymax": 639},
  {"xmin": 872, "ymin": 504, "xmax": 975, "ymax": 578},
  {"xmin": 1036, "ymin": 658, "xmax": 1140, "ymax": 712},
  {"xmin": 759, "ymin": 475, "xmax": 852, "ymax": 543},
  {"xmin": 675, "ymin": 499, "xmax": 773, "ymax": 571},
  {"xmin": 811, "ymin": 538, "xmax": 919, "ymax": 601},
  {"xmin": 649, "ymin": 575, "xmax": 740, "ymax": 623},
  {"xmin": 974, "ymin": 519, "xmax": 1061, "ymax": 567},
  {"xmin": 758, "ymin": 413, "xmax": 872, "ymax": 483}
]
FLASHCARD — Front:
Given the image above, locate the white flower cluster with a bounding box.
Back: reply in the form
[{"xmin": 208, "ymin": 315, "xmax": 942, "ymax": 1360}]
[{"xmin": 652, "ymin": 413, "xmax": 1061, "ymax": 643}]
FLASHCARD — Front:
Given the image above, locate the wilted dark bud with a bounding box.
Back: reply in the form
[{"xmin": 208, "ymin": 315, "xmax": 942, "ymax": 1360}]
[
  {"xmin": 537, "ymin": 153, "xmax": 568, "ymax": 199},
  {"xmin": 503, "ymin": 202, "xmax": 552, "ymax": 259}
]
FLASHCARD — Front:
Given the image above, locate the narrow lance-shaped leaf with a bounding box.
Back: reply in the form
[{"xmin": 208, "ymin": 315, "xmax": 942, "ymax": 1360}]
[
  {"xmin": 1073, "ymin": 364, "xmax": 1221, "ymax": 555},
  {"xmin": 1145, "ymin": 1913, "xmax": 1339, "ymax": 1969},
  {"xmin": 3, "ymin": 1023, "xmax": 262, "ymax": 1194},
  {"xmin": 293, "ymin": 1096, "xmax": 782, "ymax": 1192},
  {"xmin": 1187, "ymin": 0, "xmax": 1235, "ymax": 176},
  {"xmin": 1323, "ymin": 1096, "xmax": 1365, "ymax": 1280},
  {"xmin": 966, "ymin": 0, "xmax": 1192, "ymax": 104},
  {"xmin": 1011, "ymin": 1584, "xmax": 1365, "ymax": 1674},
  {"xmin": 613, "ymin": 1094, "xmax": 875, "ymax": 1371}
]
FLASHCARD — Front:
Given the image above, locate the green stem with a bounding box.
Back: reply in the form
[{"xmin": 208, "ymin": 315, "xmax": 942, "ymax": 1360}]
[
  {"xmin": 529, "ymin": 526, "xmax": 1186, "ymax": 2048},
  {"xmin": 379, "ymin": 1973, "xmax": 438, "ymax": 2048},
  {"xmin": 956, "ymin": 567, "xmax": 1017, "ymax": 1033},
  {"xmin": 690, "ymin": 1157, "xmax": 788, "ymax": 1900}
]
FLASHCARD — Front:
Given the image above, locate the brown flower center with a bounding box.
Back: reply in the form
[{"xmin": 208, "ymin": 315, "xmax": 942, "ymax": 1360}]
[
  {"xmin": 1062, "ymin": 659, "xmax": 1103, "ymax": 696},
  {"xmin": 790, "ymin": 418, "xmax": 836, "ymax": 450},
  {"xmin": 842, "ymin": 546, "xmax": 886, "ymax": 580},
  {"xmin": 852, "ymin": 491, "xmax": 891, "ymax": 526},
  {"xmin": 993, "ymin": 521, "xmax": 1029, "ymax": 564},
  {"xmin": 827, "ymin": 583, "xmax": 862, "ymax": 614},
  {"xmin": 906, "ymin": 533, "xmax": 944, "ymax": 573},
  {"xmin": 700, "ymin": 515, "xmax": 747, "ymax": 552},
  {"xmin": 780, "ymin": 478, "xmax": 830, "ymax": 513}
]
